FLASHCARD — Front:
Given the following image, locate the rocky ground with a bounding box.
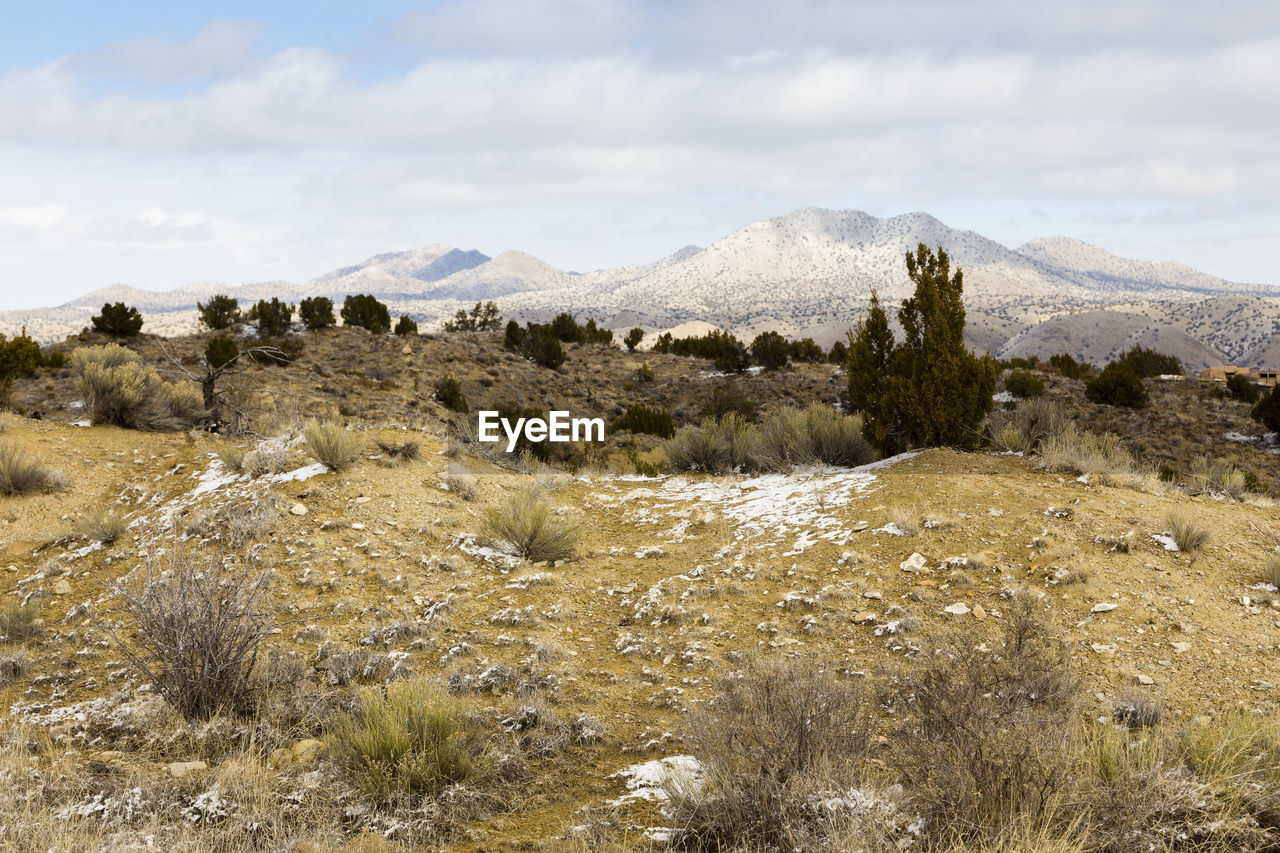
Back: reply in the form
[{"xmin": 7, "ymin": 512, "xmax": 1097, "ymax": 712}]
[{"xmin": 0, "ymin": 329, "xmax": 1278, "ymax": 850}]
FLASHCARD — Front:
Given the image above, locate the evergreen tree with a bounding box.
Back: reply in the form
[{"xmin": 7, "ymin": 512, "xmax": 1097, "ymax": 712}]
[
  {"xmin": 246, "ymin": 298, "xmax": 293, "ymax": 337},
  {"xmin": 624, "ymin": 328, "xmax": 644, "ymax": 352},
  {"xmin": 846, "ymin": 246, "xmax": 997, "ymax": 454},
  {"xmin": 393, "ymin": 315, "xmax": 418, "ymax": 336},
  {"xmin": 341, "ymin": 294, "xmax": 390, "ymax": 333},
  {"xmin": 91, "ymin": 302, "xmax": 143, "ymax": 337},
  {"xmin": 299, "ymin": 297, "xmax": 336, "ymax": 330},
  {"xmin": 750, "ymin": 331, "xmax": 790, "ymax": 370},
  {"xmin": 1252, "ymin": 385, "xmax": 1280, "ymax": 432},
  {"xmin": 1085, "ymin": 362, "xmax": 1148, "ymax": 408},
  {"xmin": 197, "ymin": 295, "xmax": 241, "ymax": 330}
]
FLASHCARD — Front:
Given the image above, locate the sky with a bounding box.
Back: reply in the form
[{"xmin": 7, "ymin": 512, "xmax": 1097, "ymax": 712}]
[{"xmin": 2, "ymin": 1, "xmax": 1280, "ymax": 308}]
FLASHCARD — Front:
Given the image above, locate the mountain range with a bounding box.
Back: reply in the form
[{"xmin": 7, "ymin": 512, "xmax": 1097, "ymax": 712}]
[{"xmin": 4, "ymin": 208, "xmax": 1279, "ymax": 371}]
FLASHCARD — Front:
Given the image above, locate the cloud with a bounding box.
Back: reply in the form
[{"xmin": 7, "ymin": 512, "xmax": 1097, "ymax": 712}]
[{"xmin": 72, "ymin": 19, "xmax": 262, "ymax": 81}]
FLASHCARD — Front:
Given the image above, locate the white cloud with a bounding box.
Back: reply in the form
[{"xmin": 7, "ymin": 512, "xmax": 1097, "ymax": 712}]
[{"xmin": 73, "ymin": 19, "xmax": 262, "ymax": 81}]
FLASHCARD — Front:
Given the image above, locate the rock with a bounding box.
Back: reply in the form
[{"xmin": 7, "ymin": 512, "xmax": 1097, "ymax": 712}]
[
  {"xmin": 401, "ymin": 345, "xmax": 413, "ymax": 355},
  {"xmin": 862, "ymin": 591, "xmax": 882, "ymax": 600},
  {"xmin": 52, "ymin": 580, "xmax": 71, "ymax": 595},
  {"xmin": 1091, "ymin": 602, "xmax": 1119, "ymax": 613},
  {"xmin": 900, "ymin": 553, "xmax": 927, "ymax": 574},
  {"xmin": 1135, "ymin": 674, "xmax": 1155, "ymax": 685},
  {"xmin": 942, "ymin": 602, "xmax": 970, "ymax": 616},
  {"xmin": 351, "ymin": 522, "xmax": 366, "ymax": 530},
  {"xmin": 290, "ymin": 503, "xmax": 307, "ymax": 516},
  {"xmin": 852, "ymin": 520, "xmax": 869, "ymax": 532},
  {"xmin": 165, "ymin": 760, "xmax": 207, "ymax": 779},
  {"xmin": 355, "ymin": 496, "xmax": 372, "ymax": 504},
  {"xmin": 972, "ymin": 604, "xmax": 986, "ymax": 620},
  {"xmin": 268, "ymin": 748, "xmax": 294, "ymax": 768},
  {"xmin": 1090, "ymin": 643, "xmax": 1119, "ymax": 655},
  {"xmin": 1170, "ymin": 642, "xmax": 1192, "ymax": 654},
  {"xmin": 852, "ymin": 611, "xmax": 878, "ymax": 624}
]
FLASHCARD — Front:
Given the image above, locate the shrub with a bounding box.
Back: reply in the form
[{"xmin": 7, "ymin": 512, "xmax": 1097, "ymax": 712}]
[
  {"xmin": 1166, "ymin": 509, "xmax": 1210, "ymax": 554},
  {"xmin": 0, "ymin": 442, "xmax": 64, "ymax": 495},
  {"xmin": 665, "ymin": 419, "xmax": 732, "ymax": 473},
  {"xmin": 608, "ymin": 405, "xmax": 675, "ymax": 439},
  {"xmin": 0, "ymin": 332, "xmax": 41, "ymax": 384},
  {"xmin": 847, "ymin": 245, "xmax": 998, "ymax": 454},
  {"xmin": 248, "ymin": 335, "xmax": 304, "ymax": 366},
  {"xmin": 827, "ymin": 339, "xmax": 848, "ymax": 364},
  {"xmin": 986, "ymin": 397, "xmax": 1071, "ymax": 453},
  {"xmin": 393, "ymin": 314, "xmax": 418, "ymax": 336},
  {"xmin": 108, "ymin": 551, "xmax": 275, "ymax": 719},
  {"xmin": 204, "ymin": 336, "xmax": 239, "ymax": 369},
  {"xmin": 90, "ymin": 302, "xmax": 143, "ymax": 337},
  {"xmin": 73, "ymin": 507, "xmax": 126, "ymax": 543},
  {"xmin": 751, "ymin": 404, "xmax": 873, "ymax": 471},
  {"xmin": 1049, "ymin": 352, "xmax": 1091, "ymax": 380},
  {"xmin": 196, "ymin": 294, "xmax": 240, "ymax": 330},
  {"xmin": 701, "ymin": 383, "xmax": 758, "ymax": 422},
  {"xmin": 1188, "ymin": 456, "xmax": 1247, "ymax": 499},
  {"xmin": 624, "ymin": 327, "xmax": 644, "ymax": 352},
  {"xmin": 1086, "ymin": 362, "xmax": 1148, "ymax": 408},
  {"xmin": 72, "ymin": 344, "xmax": 203, "ymax": 430},
  {"xmin": 1227, "ymin": 373, "xmax": 1261, "ymax": 403},
  {"xmin": 503, "ymin": 319, "xmax": 523, "ymax": 350},
  {"xmin": 481, "ymin": 487, "xmax": 580, "ymax": 562},
  {"xmin": 1114, "ymin": 345, "xmax": 1182, "ymax": 377},
  {"xmin": 373, "ymin": 438, "xmax": 421, "ymax": 465},
  {"xmin": 246, "ymin": 297, "xmax": 293, "ymax": 336},
  {"xmin": 1253, "ymin": 385, "xmax": 1280, "ymax": 433},
  {"xmin": 1004, "ymin": 368, "xmax": 1045, "ymax": 398},
  {"xmin": 443, "ymin": 301, "xmax": 502, "ymax": 333},
  {"xmin": 635, "ymin": 361, "xmax": 655, "ymax": 383},
  {"xmin": 1266, "ymin": 554, "xmax": 1280, "ymax": 589},
  {"xmin": 0, "ymin": 602, "xmax": 40, "ymax": 643},
  {"xmin": 749, "ymin": 331, "xmax": 789, "ymax": 370},
  {"xmin": 671, "ymin": 656, "xmax": 870, "ymax": 848},
  {"xmin": 1037, "ymin": 426, "xmax": 1140, "ymax": 486},
  {"xmin": 434, "ymin": 377, "xmax": 467, "ymax": 413},
  {"xmin": 303, "ymin": 420, "xmax": 364, "ymax": 472},
  {"xmin": 298, "ymin": 296, "xmax": 336, "ymax": 330},
  {"xmin": 549, "ymin": 312, "xmax": 584, "ymax": 343},
  {"xmin": 789, "ymin": 337, "xmax": 824, "ymax": 362},
  {"xmin": 330, "ymin": 679, "xmax": 491, "ymax": 800},
  {"xmin": 524, "ymin": 329, "xmax": 565, "ymax": 369},
  {"xmin": 341, "ymin": 294, "xmax": 391, "ymax": 333},
  {"xmin": 582, "ymin": 317, "xmax": 613, "ymax": 345},
  {"xmin": 888, "ymin": 593, "xmax": 1078, "ymax": 837},
  {"xmin": 664, "ymin": 329, "xmax": 750, "ymax": 373}
]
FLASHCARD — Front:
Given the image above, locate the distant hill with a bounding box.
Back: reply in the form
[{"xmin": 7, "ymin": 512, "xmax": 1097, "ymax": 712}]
[{"xmin": 5, "ymin": 207, "xmax": 1279, "ymax": 371}]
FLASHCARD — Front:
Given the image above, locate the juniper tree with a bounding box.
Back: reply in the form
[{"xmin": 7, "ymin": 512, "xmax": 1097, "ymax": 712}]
[{"xmin": 846, "ymin": 245, "xmax": 997, "ymax": 454}]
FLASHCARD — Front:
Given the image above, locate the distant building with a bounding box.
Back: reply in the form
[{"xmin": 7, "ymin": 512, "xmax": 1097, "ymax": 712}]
[{"xmin": 1200, "ymin": 366, "xmax": 1279, "ymax": 387}]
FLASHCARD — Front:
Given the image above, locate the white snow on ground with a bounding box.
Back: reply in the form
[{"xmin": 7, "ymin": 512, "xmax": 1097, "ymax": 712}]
[
  {"xmin": 1153, "ymin": 533, "xmax": 1180, "ymax": 552},
  {"xmin": 607, "ymin": 755, "xmax": 703, "ymax": 806},
  {"xmin": 594, "ymin": 453, "xmax": 920, "ymax": 555},
  {"xmin": 270, "ymin": 462, "xmax": 329, "ymax": 483},
  {"xmin": 993, "ymin": 390, "xmax": 1016, "ymax": 403}
]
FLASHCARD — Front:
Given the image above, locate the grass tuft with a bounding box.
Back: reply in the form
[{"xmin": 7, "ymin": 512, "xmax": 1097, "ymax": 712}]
[
  {"xmin": 481, "ymin": 487, "xmax": 580, "ymax": 562},
  {"xmin": 0, "ymin": 442, "xmax": 64, "ymax": 496},
  {"xmin": 302, "ymin": 419, "xmax": 364, "ymax": 472},
  {"xmin": 1166, "ymin": 509, "xmax": 1210, "ymax": 554},
  {"xmin": 0, "ymin": 602, "xmax": 40, "ymax": 644}
]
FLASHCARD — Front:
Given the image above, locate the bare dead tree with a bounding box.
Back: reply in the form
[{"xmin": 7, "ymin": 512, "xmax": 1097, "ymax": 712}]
[{"xmin": 158, "ymin": 340, "xmax": 286, "ymax": 434}]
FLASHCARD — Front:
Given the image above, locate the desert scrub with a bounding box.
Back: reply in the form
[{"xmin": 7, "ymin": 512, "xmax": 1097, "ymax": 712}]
[
  {"xmin": 330, "ymin": 678, "xmax": 492, "ymax": 800},
  {"xmin": 752, "ymin": 404, "xmax": 874, "ymax": 470},
  {"xmin": 373, "ymin": 437, "xmax": 422, "ymax": 465},
  {"xmin": 481, "ymin": 487, "xmax": 580, "ymax": 562},
  {"xmin": 1166, "ymin": 509, "xmax": 1210, "ymax": 554},
  {"xmin": 670, "ymin": 655, "xmax": 871, "ymax": 849},
  {"xmin": 0, "ymin": 442, "xmax": 64, "ymax": 495},
  {"xmin": 0, "ymin": 602, "xmax": 40, "ymax": 643},
  {"xmin": 1187, "ymin": 456, "xmax": 1247, "ymax": 500},
  {"xmin": 1037, "ymin": 425, "xmax": 1153, "ymax": 488},
  {"xmin": 108, "ymin": 551, "xmax": 275, "ymax": 719},
  {"xmin": 71, "ymin": 343, "xmax": 203, "ymax": 431},
  {"xmin": 72, "ymin": 507, "xmax": 126, "ymax": 543},
  {"xmin": 303, "ymin": 419, "xmax": 363, "ymax": 472},
  {"xmin": 1266, "ymin": 554, "xmax": 1280, "ymax": 589}
]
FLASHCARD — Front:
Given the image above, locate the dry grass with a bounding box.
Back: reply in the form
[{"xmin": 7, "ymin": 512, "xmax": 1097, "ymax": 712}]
[
  {"xmin": 303, "ymin": 419, "xmax": 364, "ymax": 472},
  {"xmin": 0, "ymin": 602, "xmax": 40, "ymax": 643},
  {"xmin": 373, "ymin": 437, "xmax": 421, "ymax": 465},
  {"xmin": 1037, "ymin": 426, "xmax": 1156, "ymax": 489},
  {"xmin": 481, "ymin": 487, "xmax": 580, "ymax": 562},
  {"xmin": 1265, "ymin": 554, "xmax": 1280, "ymax": 589},
  {"xmin": 1188, "ymin": 455, "xmax": 1248, "ymax": 500},
  {"xmin": 0, "ymin": 441, "xmax": 64, "ymax": 496},
  {"xmin": 329, "ymin": 678, "xmax": 492, "ymax": 801},
  {"xmin": 888, "ymin": 504, "xmax": 919, "ymax": 536},
  {"xmin": 1166, "ymin": 508, "xmax": 1210, "ymax": 554},
  {"xmin": 72, "ymin": 506, "xmax": 127, "ymax": 543}
]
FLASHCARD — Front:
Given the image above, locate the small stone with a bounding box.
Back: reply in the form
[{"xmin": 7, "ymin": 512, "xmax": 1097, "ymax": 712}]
[
  {"xmin": 942, "ymin": 602, "xmax": 970, "ymax": 616},
  {"xmin": 401, "ymin": 345, "xmax": 413, "ymax": 355},
  {"xmin": 290, "ymin": 503, "xmax": 307, "ymax": 516},
  {"xmin": 900, "ymin": 553, "xmax": 927, "ymax": 574},
  {"xmin": 862, "ymin": 591, "xmax": 882, "ymax": 600},
  {"xmin": 852, "ymin": 611, "xmax": 878, "ymax": 624},
  {"xmin": 972, "ymin": 604, "xmax": 986, "ymax": 620},
  {"xmin": 1091, "ymin": 602, "xmax": 1118, "ymax": 613},
  {"xmin": 852, "ymin": 520, "xmax": 869, "ymax": 532},
  {"xmin": 1090, "ymin": 643, "xmax": 1119, "ymax": 655},
  {"xmin": 1135, "ymin": 674, "xmax": 1155, "ymax": 686},
  {"xmin": 165, "ymin": 760, "xmax": 207, "ymax": 779},
  {"xmin": 351, "ymin": 522, "xmax": 366, "ymax": 530},
  {"xmin": 1170, "ymin": 642, "xmax": 1192, "ymax": 654},
  {"xmin": 355, "ymin": 496, "xmax": 372, "ymax": 504},
  {"xmin": 52, "ymin": 580, "xmax": 71, "ymax": 595}
]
